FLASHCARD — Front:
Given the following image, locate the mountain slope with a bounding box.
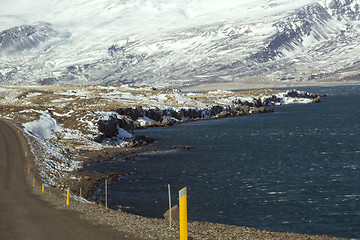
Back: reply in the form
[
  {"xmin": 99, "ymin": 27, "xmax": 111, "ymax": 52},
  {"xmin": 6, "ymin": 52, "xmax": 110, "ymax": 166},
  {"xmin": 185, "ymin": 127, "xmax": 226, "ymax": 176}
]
[{"xmin": 0, "ymin": 0, "xmax": 360, "ymax": 89}]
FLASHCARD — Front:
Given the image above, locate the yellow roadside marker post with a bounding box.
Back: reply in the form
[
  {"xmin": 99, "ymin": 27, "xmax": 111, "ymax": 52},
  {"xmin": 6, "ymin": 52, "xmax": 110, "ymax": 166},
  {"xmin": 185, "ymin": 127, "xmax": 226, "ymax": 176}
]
[
  {"xmin": 66, "ymin": 188, "xmax": 70, "ymax": 206},
  {"xmin": 42, "ymin": 184, "xmax": 45, "ymax": 195},
  {"xmin": 32, "ymin": 179, "xmax": 35, "ymax": 188},
  {"xmin": 179, "ymin": 187, "xmax": 188, "ymax": 240},
  {"xmin": 25, "ymin": 152, "xmax": 27, "ymax": 158},
  {"xmin": 27, "ymin": 168, "xmax": 30, "ymax": 174},
  {"xmin": 18, "ymin": 130, "xmax": 20, "ymax": 134}
]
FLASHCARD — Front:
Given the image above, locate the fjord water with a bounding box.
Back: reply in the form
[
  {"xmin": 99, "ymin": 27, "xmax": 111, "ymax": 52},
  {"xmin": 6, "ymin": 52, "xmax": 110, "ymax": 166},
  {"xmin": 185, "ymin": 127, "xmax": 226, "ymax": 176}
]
[{"xmin": 88, "ymin": 85, "xmax": 360, "ymax": 238}]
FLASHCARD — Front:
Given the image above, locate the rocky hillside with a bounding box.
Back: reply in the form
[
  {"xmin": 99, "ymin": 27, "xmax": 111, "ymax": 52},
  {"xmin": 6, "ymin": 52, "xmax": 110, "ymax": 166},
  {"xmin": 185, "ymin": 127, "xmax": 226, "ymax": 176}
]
[{"xmin": 0, "ymin": 22, "xmax": 62, "ymax": 53}]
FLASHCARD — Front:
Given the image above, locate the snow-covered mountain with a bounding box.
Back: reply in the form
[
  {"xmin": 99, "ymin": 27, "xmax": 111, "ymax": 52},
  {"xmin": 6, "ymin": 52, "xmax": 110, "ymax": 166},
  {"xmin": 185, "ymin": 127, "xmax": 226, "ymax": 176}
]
[{"xmin": 1, "ymin": 0, "xmax": 360, "ymax": 89}]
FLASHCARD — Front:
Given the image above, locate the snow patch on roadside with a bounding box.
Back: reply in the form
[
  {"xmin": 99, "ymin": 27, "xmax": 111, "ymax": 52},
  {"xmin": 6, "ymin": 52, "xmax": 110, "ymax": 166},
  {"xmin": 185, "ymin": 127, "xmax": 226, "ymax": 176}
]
[
  {"xmin": 23, "ymin": 128, "xmax": 82, "ymax": 186},
  {"xmin": 23, "ymin": 111, "xmax": 62, "ymax": 139}
]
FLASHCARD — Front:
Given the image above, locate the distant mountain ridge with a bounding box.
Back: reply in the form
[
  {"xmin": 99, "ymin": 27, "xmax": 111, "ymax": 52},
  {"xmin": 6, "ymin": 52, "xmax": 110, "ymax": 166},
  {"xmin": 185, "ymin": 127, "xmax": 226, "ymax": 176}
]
[{"xmin": 1, "ymin": 0, "xmax": 360, "ymax": 88}]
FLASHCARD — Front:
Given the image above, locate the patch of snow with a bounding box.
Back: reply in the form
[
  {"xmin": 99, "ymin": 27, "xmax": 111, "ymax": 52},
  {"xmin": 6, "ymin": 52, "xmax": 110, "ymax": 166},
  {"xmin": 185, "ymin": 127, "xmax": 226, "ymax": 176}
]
[
  {"xmin": 214, "ymin": 96, "xmax": 238, "ymax": 105},
  {"xmin": 23, "ymin": 112, "xmax": 62, "ymax": 139},
  {"xmin": 280, "ymin": 98, "xmax": 313, "ymax": 105},
  {"xmin": 23, "ymin": 128, "xmax": 82, "ymax": 186},
  {"xmin": 96, "ymin": 111, "xmax": 120, "ymax": 121},
  {"xmin": 51, "ymin": 98, "xmax": 76, "ymax": 103},
  {"xmin": 26, "ymin": 92, "xmax": 42, "ymax": 98},
  {"xmin": 208, "ymin": 90, "xmax": 233, "ymax": 95},
  {"xmin": 19, "ymin": 109, "xmax": 34, "ymax": 113},
  {"xmin": 117, "ymin": 127, "xmax": 133, "ymax": 139},
  {"xmin": 62, "ymin": 129, "xmax": 86, "ymax": 140},
  {"xmin": 135, "ymin": 116, "xmax": 156, "ymax": 127},
  {"xmin": 52, "ymin": 109, "xmax": 74, "ymax": 117},
  {"xmin": 71, "ymin": 194, "xmax": 93, "ymax": 204},
  {"xmin": 156, "ymin": 94, "xmax": 168, "ymax": 101}
]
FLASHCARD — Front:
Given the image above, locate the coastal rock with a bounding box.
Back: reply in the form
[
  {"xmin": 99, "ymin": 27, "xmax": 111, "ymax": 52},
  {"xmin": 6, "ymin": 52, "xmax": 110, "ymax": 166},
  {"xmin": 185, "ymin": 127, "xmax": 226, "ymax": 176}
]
[
  {"xmin": 95, "ymin": 90, "xmax": 318, "ymax": 143},
  {"xmin": 163, "ymin": 205, "xmax": 179, "ymax": 223},
  {"xmin": 254, "ymin": 98, "xmax": 263, "ymax": 107},
  {"xmin": 169, "ymin": 110, "xmax": 181, "ymax": 120},
  {"xmin": 210, "ymin": 106, "xmax": 225, "ymax": 116},
  {"xmin": 116, "ymin": 107, "xmax": 144, "ymax": 121},
  {"xmin": 83, "ymin": 176, "xmax": 91, "ymax": 181},
  {"xmin": 285, "ymin": 90, "xmax": 320, "ymax": 99},
  {"xmin": 95, "ymin": 115, "xmax": 134, "ymax": 143},
  {"xmin": 266, "ymin": 107, "xmax": 275, "ymax": 113},
  {"xmin": 264, "ymin": 95, "xmax": 282, "ymax": 106},
  {"xmin": 135, "ymin": 135, "xmax": 154, "ymax": 145},
  {"xmin": 216, "ymin": 111, "xmax": 232, "ymax": 118},
  {"xmin": 119, "ymin": 118, "xmax": 134, "ymax": 132},
  {"xmin": 161, "ymin": 116, "xmax": 173, "ymax": 126},
  {"xmin": 312, "ymin": 96, "xmax": 322, "ymax": 103},
  {"xmin": 241, "ymin": 105, "xmax": 251, "ymax": 115},
  {"xmin": 252, "ymin": 107, "xmax": 274, "ymax": 114},
  {"xmin": 127, "ymin": 140, "xmax": 139, "ymax": 148},
  {"xmin": 144, "ymin": 108, "xmax": 162, "ymax": 122},
  {"xmin": 97, "ymin": 116, "xmax": 118, "ymax": 139},
  {"xmin": 235, "ymin": 110, "xmax": 244, "ymax": 116},
  {"xmin": 180, "ymin": 108, "xmax": 201, "ymax": 119}
]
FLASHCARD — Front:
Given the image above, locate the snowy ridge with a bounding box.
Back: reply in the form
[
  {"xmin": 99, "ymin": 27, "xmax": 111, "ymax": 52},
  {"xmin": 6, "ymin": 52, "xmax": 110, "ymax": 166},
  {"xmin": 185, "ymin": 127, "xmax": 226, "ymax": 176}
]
[
  {"xmin": 0, "ymin": 0, "xmax": 360, "ymax": 88},
  {"xmin": 0, "ymin": 22, "xmax": 68, "ymax": 55}
]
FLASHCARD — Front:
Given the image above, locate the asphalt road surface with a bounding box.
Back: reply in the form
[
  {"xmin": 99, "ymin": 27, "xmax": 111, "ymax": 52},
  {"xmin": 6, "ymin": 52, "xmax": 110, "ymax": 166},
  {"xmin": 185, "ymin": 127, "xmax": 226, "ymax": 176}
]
[{"xmin": 0, "ymin": 119, "xmax": 136, "ymax": 240}]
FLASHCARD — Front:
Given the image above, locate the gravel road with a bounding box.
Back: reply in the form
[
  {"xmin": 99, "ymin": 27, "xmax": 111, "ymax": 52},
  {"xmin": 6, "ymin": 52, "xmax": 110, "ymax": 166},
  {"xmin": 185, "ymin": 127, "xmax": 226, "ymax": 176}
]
[{"xmin": 0, "ymin": 119, "xmax": 138, "ymax": 240}]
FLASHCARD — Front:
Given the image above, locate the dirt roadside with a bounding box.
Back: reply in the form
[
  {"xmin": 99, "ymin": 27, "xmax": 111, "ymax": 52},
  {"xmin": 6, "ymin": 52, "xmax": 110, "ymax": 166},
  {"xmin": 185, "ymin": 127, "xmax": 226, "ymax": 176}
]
[{"xmin": 0, "ymin": 119, "xmax": 141, "ymax": 240}]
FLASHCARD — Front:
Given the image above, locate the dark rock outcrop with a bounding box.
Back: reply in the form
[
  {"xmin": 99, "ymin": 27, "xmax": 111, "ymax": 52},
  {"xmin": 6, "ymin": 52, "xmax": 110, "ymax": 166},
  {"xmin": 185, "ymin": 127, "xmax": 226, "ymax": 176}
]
[
  {"xmin": 94, "ymin": 115, "xmax": 134, "ymax": 143},
  {"xmin": 97, "ymin": 116, "xmax": 119, "ymax": 140},
  {"xmin": 97, "ymin": 90, "xmax": 322, "ymax": 145},
  {"xmin": 285, "ymin": 90, "xmax": 326, "ymax": 100},
  {"xmin": 161, "ymin": 116, "xmax": 173, "ymax": 126},
  {"xmin": 116, "ymin": 107, "xmax": 144, "ymax": 121},
  {"xmin": 135, "ymin": 135, "xmax": 154, "ymax": 146}
]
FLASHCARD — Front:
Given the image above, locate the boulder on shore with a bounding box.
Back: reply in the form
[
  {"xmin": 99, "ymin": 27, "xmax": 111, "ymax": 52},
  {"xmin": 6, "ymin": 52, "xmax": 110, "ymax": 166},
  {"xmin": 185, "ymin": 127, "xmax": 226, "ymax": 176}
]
[
  {"xmin": 161, "ymin": 116, "xmax": 173, "ymax": 126},
  {"xmin": 163, "ymin": 205, "xmax": 179, "ymax": 223}
]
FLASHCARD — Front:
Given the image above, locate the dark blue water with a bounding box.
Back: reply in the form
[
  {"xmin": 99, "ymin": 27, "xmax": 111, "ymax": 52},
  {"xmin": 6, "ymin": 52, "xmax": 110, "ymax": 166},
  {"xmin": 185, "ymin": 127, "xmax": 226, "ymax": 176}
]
[{"xmin": 87, "ymin": 85, "xmax": 360, "ymax": 239}]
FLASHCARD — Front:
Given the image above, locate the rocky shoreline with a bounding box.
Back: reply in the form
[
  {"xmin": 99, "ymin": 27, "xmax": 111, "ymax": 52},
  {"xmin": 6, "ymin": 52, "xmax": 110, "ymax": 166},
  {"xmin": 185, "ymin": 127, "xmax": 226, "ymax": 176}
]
[
  {"xmin": 67, "ymin": 90, "xmax": 325, "ymax": 205},
  {"xmin": 93, "ymin": 90, "xmax": 324, "ymax": 147},
  {"xmin": 2, "ymin": 84, "xmax": 346, "ymax": 239}
]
